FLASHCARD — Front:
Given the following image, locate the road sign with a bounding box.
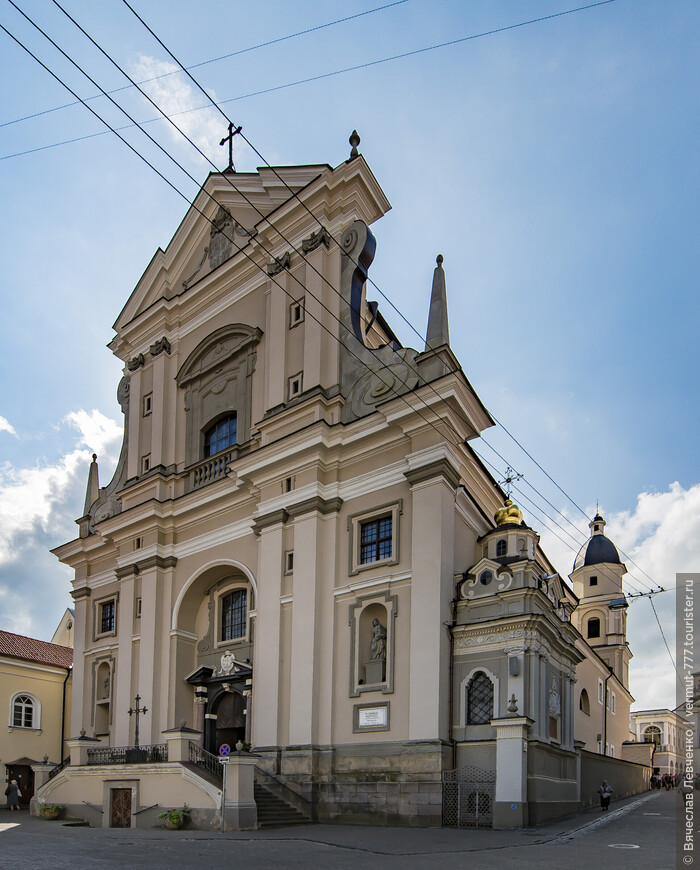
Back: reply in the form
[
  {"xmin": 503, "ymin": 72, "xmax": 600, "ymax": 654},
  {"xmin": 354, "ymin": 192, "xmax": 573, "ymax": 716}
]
[
  {"xmin": 219, "ymin": 743, "xmax": 231, "ymax": 756},
  {"xmin": 218, "ymin": 757, "xmax": 230, "ymax": 764}
]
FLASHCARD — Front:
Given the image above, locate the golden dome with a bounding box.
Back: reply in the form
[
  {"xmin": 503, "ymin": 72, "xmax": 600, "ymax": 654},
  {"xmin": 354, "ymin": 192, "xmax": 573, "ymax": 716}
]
[{"xmin": 495, "ymin": 499, "xmax": 523, "ymax": 527}]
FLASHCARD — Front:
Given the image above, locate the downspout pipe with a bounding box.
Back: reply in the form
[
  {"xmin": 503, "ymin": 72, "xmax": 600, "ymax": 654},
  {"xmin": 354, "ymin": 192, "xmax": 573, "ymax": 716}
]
[
  {"xmin": 60, "ymin": 666, "xmax": 72, "ymax": 762},
  {"xmin": 603, "ymin": 667, "xmax": 613, "ymax": 755}
]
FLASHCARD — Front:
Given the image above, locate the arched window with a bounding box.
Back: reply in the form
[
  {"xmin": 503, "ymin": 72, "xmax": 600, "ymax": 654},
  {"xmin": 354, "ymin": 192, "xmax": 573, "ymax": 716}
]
[
  {"xmin": 579, "ymin": 688, "xmax": 590, "ymax": 716},
  {"xmin": 644, "ymin": 726, "xmax": 661, "ymax": 746},
  {"xmin": 496, "ymin": 539, "xmax": 507, "ymax": 558},
  {"xmin": 205, "ymin": 414, "xmax": 237, "ymax": 457},
  {"xmin": 587, "ymin": 617, "xmax": 601, "ymax": 639},
  {"xmin": 12, "ymin": 694, "xmax": 35, "ymax": 728},
  {"xmin": 221, "ymin": 589, "xmax": 247, "ymax": 641},
  {"xmin": 466, "ymin": 671, "xmax": 494, "ymax": 725}
]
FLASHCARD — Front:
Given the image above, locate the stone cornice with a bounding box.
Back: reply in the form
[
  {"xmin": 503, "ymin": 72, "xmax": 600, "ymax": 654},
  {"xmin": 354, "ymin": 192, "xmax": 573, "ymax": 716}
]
[
  {"xmin": 252, "ymin": 508, "xmax": 289, "ymax": 537},
  {"xmin": 403, "ymin": 458, "xmax": 460, "ymax": 491},
  {"xmin": 116, "ymin": 555, "xmax": 178, "ymax": 579},
  {"xmin": 287, "ymin": 496, "xmax": 343, "ymax": 519},
  {"xmin": 70, "ymin": 586, "xmax": 91, "ymax": 601}
]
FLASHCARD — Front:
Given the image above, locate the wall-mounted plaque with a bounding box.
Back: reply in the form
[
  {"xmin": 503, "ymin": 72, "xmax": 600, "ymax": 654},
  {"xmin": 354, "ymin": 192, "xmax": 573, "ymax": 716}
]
[{"xmin": 353, "ymin": 702, "xmax": 390, "ymax": 733}]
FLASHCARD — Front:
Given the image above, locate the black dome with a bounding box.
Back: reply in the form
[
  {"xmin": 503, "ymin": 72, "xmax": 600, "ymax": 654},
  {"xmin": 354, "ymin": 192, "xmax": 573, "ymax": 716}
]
[{"xmin": 574, "ymin": 534, "xmax": 621, "ymax": 570}]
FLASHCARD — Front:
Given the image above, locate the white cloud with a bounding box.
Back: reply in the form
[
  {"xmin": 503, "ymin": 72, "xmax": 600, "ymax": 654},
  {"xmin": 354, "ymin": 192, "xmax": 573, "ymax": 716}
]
[
  {"xmin": 0, "ymin": 411, "xmax": 122, "ymax": 567},
  {"xmin": 0, "ymin": 415, "xmax": 17, "ymax": 436},
  {"xmin": 130, "ymin": 55, "xmax": 226, "ymax": 168},
  {"xmin": 537, "ymin": 482, "xmax": 700, "ymax": 712}
]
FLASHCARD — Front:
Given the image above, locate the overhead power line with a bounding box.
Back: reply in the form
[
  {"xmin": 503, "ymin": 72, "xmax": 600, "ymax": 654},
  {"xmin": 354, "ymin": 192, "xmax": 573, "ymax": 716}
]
[
  {"xmin": 7, "ymin": 0, "xmax": 649, "ymax": 602},
  {"xmin": 2, "ymin": 0, "xmax": 617, "ymax": 160},
  {"xmin": 118, "ymin": 0, "xmax": 622, "ymax": 549},
  {"xmin": 0, "ymin": 0, "xmax": 409, "ymax": 129},
  {"xmin": 59, "ymin": 0, "xmax": 657, "ymax": 601},
  {"xmin": 0, "ymin": 10, "xmax": 469, "ymax": 471}
]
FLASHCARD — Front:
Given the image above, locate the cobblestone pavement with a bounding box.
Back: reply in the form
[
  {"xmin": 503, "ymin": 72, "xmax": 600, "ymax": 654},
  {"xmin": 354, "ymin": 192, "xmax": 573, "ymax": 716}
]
[{"xmin": 0, "ymin": 790, "xmax": 675, "ymax": 870}]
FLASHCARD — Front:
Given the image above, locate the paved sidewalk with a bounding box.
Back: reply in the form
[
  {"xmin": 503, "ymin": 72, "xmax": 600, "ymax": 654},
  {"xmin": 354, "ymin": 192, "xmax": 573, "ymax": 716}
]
[{"xmin": 1, "ymin": 788, "xmax": 663, "ymax": 850}]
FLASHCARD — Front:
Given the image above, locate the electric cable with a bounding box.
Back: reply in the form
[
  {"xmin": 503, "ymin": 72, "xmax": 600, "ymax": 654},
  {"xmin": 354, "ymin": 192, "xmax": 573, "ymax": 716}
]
[
  {"xmin": 0, "ymin": 15, "xmax": 471, "ymax": 470},
  {"xmin": 2, "ymin": 1, "xmax": 617, "ymax": 161},
  {"xmin": 0, "ymin": 0, "xmax": 409, "ymax": 129},
  {"xmin": 52, "ymin": 0, "xmax": 661, "ymax": 600},
  {"xmin": 9, "ymin": 1, "xmax": 653, "ymax": 600},
  {"xmin": 120, "ymin": 0, "xmax": 626, "ymax": 541}
]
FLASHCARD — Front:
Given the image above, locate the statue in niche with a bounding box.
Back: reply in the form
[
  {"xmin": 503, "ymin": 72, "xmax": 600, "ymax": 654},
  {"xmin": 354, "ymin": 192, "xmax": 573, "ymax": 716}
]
[
  {"xmin": 548, "ymin": 677, "xmax": 561, "ymax": 717},
  {"xmin": 370, "ymin": 618, "xmax": 387, "ymax": 661}
]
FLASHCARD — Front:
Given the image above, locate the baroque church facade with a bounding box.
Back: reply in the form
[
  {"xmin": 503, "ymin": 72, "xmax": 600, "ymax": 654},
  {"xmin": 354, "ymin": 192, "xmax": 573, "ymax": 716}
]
[{"xmin": 41, "ymin": 140, "xmax": 643, "ymax": 828}]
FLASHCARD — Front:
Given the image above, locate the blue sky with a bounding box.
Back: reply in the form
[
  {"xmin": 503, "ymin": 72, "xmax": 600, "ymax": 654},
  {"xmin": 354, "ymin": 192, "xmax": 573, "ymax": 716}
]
[{"xmin": 0, "ymin": 0, "xmax": 697, "ymax": 711}]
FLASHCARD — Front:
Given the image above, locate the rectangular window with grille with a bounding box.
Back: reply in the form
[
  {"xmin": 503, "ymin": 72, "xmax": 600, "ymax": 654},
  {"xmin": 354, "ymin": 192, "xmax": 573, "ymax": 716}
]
[
  {"xmin": 360, "ymin": 516, "xmax": 393, "ymax": 565},
  {"xmin": 100, "ymin": 600, "xmax": 115, "ymax": 634},
  {"xmin": 221, "ymin": 590, "xmax": 247, "ymax": 641}
]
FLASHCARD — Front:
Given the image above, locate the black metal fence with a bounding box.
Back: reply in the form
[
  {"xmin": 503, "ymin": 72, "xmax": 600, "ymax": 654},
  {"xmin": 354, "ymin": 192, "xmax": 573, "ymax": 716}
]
[
  {"xmin": 86, "ymin": 744, "xmax": 168, "ymax": 766},
  {"xmin": 188, "ymin": 741, "xmax": 222, "ymax": 781}
]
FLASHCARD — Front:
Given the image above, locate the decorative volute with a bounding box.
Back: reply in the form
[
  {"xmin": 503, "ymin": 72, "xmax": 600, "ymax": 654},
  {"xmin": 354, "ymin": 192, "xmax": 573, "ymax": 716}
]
[{"xmin": 425, "ymin": 254, "xmax": 450, "ymax": 351}]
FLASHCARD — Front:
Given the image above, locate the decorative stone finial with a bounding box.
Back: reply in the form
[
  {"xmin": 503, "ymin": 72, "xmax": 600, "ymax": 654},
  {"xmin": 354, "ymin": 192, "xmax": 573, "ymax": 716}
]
[
  {"xmin": 80, "ymin": 728, "xmax": 86, "ymax": 738},
  {"xmin": 92, "ymin": 453, "xmax": 97, "ymax": 461},
  {"xmin": 425, "ymin": 253, "xmax": 450, "ymax": 351},
  {"xmin": 349, "ymin": 130, "xmax": 361, "ymax": 159},
  {"xmin": 179, "ymin": 718, "xmax": 186, "ymax": 729},
  {"xmin": 507, "ymin": 693, "xmax": 519, "ymax": 714}
]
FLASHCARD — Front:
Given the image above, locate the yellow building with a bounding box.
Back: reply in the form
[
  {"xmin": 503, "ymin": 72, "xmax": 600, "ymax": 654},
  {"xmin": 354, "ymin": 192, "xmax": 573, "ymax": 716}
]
[{"xmin": 0, "ymin": 630, "xmax": 72, "ymax": 806}]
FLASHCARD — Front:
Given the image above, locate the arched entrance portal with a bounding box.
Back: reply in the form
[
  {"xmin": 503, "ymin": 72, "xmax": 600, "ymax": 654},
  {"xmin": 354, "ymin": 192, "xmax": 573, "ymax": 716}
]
[{"xmin": 207, "ymin": 689, "xmax": 246, "ymax": 755}]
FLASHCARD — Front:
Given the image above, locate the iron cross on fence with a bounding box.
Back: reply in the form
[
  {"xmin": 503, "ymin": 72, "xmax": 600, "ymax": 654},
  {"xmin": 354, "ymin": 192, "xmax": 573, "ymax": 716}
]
[
  {"xmin": 220, "ymin": 122, "xmax": 242, "ymax": 172},
  {"xmin": 128, "ymin": 695, "xmax": 148, "ymax": 749}
]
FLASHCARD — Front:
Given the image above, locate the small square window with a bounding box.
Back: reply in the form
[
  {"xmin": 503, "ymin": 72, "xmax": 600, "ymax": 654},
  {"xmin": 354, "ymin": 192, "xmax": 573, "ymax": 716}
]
[
  {"xmin": 288, "ymin": 372, "xmax": 303, "ymax": 400},
  {"xmin": 143, "ymin": 393, "xmax": 153, "ymax": 416},
  {"xmin": 134, "ymin": 536, "xmax": 143, "ymax": 551},
  {"xmin": 590, "ymin": 575, "xmax": 598, "ymax": 586},
  {"xmin": 284, "ymin": 476, "xmax": 295, "ymax": 493},
  {"xmin": 285, "ymin": 551, "xmax": 294, "ymax": 574},
  {"xmin": 289, "ymin": 299, "xmax": 305, "ymax": 328},
  {"xmin": 135, "ymin": 597, "xmax": 142, "ymax": 618},
  {"xmin": 141, "ymin": 455, "xmax": 151, "ymax": 474}
]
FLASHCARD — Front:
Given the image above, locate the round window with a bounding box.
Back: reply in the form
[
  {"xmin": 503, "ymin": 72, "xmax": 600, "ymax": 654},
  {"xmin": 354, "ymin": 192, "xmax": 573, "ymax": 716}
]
[{"xmin": 480, "ymin": 570, "xmax": 493, "ymax": 586}]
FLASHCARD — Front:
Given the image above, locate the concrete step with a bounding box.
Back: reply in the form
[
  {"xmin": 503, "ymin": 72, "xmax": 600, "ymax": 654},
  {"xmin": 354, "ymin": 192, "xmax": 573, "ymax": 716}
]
[{"xmin": 254, "ymin": 783, "xmax": 310, "ymax": 828}]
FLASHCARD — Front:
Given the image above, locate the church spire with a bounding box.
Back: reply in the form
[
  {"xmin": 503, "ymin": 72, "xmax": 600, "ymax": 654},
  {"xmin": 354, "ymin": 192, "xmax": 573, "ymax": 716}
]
[
  {"xmin": 83, "ymin": 453, "xmax": 100, "ymax": 515},
  {"xmin": 425, "ymin": 254, "xmax": 450, "ymax": 350}
]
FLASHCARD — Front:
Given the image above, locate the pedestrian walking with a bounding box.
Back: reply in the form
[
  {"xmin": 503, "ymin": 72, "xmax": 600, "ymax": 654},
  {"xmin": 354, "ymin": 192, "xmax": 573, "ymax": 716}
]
[
  {"xmin": 598, "ymin": 779, "xmax": 613, "ymax": 811},
  {"xmin": 4, "ymin": 780, "xmax": 20, "ymax": 811}
]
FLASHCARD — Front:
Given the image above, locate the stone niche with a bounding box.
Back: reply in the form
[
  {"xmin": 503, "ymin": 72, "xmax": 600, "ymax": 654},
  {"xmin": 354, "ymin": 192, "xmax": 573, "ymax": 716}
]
[
  {"xmin": 176, "ymin": 324, "xmax": 262, "ymax": 473},
  {"xmin": 348, "ymin": 592, "xmax": 397, "ymax": 697}
]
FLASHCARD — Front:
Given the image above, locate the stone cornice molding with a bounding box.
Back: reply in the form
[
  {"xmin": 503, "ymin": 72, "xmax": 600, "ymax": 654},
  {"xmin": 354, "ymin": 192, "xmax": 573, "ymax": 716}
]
[
  {"xmin": 403, "ymin": 458, "xmax": 460, "ymax": 491},
  {"xmin": 287, "ymin": 496, "xmax": 343, "ymax": 519},
  {"xmin": 70, "ymin": 586, "xmax": 91, "ymax": 601},
  {"xmin": 252, "ymin": 508, "xmax": 289, "ymax": 537},
  {"xmin": 116, "ymin": 554, "xmax": 178, "ymax": 579}
]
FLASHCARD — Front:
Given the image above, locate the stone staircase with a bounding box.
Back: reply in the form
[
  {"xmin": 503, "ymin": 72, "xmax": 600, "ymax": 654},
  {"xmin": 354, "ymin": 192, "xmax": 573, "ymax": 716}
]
[{"xmin": 254, "ymin": 783, "xmax": 311, "ymax": 828}]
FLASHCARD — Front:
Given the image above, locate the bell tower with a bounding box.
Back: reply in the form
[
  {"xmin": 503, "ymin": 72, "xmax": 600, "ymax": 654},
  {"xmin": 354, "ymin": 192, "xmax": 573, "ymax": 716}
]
[{"xmin": 570, "ymin": 514, "xmax": 631, "ymax": 688}]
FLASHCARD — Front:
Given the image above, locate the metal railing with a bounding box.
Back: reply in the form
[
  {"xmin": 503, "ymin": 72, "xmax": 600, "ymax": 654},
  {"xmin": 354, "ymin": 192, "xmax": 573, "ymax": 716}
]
[
  {"xmin": 86, "ymin": 744, "xmax": 168, "ymax": 766},
  {"xmin": 188, "ymin": 741, "xmax": 223, "ymax": 781},
  {"xmin": 47, "ymin": 757, "xmax": 70, "ymax": 780}
]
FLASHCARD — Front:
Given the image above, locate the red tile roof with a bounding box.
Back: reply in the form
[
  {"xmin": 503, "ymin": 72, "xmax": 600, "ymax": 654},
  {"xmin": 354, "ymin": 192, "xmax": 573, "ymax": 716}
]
[{"xmin": 0, "ymin": 631, "xmax": 72, "ymax": 669}]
